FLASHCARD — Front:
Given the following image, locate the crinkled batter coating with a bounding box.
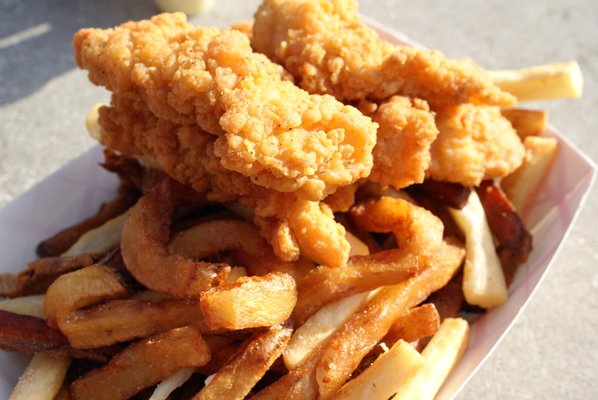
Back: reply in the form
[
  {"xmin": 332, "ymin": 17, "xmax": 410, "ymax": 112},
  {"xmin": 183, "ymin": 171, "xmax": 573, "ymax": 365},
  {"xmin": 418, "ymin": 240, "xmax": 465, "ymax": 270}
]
[
  {"xmin": 98, "ymin": 95, "xmax": 350, "ymax": 267},
  {"xmin": 74, "ymin": 13, "xmax": 377, "ymax": 201},
  {"xmin": 427, "ymin": 104, "xmax": 525, "ymax": 187},
  {"xmin": 366, "ymin": 96, "xmax": 439, "ymax": 189},
  {"xmin": 252, "ymin": 0, "xmax": 515, "ymax": 107}
]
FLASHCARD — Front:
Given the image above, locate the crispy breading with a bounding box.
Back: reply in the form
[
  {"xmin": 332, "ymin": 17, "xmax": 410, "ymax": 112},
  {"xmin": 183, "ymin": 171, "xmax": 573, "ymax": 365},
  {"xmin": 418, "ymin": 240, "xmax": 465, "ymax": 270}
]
[
  {"xmin": 367, "ymin": 96, "xmax": 439, "ymax": 189},
  {"xmin": 427, "ymin": 104, "xmax": 525, "ymax": 186},
  {"xmin": 98, "ymin": 95, "xmax": 350, "ymax": 267},
  {"xmin": 252, "ymin": 0, "xmax": 515, "ymax": 107},
  {"xmin": 74, "ymin": 13, "xmax": 377, "ymax": 201}
]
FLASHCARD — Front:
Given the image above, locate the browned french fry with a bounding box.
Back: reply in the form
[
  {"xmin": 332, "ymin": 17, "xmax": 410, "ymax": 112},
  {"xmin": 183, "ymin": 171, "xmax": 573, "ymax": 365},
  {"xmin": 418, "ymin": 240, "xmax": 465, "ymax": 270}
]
[
  {"xmin": 195, "ymin": 325, "xmax": 292, "ymax": 399},
  {"xmin": 294, "ymin": 248, "xmax": 420, "ymax": 324},
  {"xmin": 476, "ymin": 180, "xmax": 533, "ymax": 285},
  {"xmin": 70, "ymin": 327, "xmax": 210, "ymax": 400},
  {"xmin": 314, "ymin": 240, "xmax": 464, "ymax": 398},
  {"xmin": 200, "ymin": 272, "xmax": 297, "ymax": 331},
  {"xmin": 427, "ymin": 270, "xmax": 464, "ymax": 320},
  {"xmin": 0, "ymin": 253, "xmax": 100, "ymax": 298},
  {"xmin": 501, "ymin": 108, "xmax": 548, "ymax": 139},
  {"xmin": 385, "ymin": 303, "xmax": 441, "ymax": 344}
]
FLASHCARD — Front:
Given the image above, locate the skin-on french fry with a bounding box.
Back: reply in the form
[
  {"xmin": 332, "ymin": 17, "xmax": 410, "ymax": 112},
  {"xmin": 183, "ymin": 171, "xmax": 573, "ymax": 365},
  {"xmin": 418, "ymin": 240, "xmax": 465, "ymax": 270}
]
[
  {"xmin": 36, "ymin": 185, "xmax": 139, "ymax": 258},
  {"xmin": 502, "ymin": 135, "xmax": 559, "ymax": 213},
  {"xmin": 334, "ymin": 340, "xmax": 425, "ymax": 400},
  {"xmin": 427, "ymin": 271, "xmax": 464, "ymax": 321},
  {"xmin": 449, "ymin": 191, "xmax": 508, "ymax": 308},
  {"xmin": 294, "ymin": 248, "xmax": 420, "ymax": 323},
  {"xmin": 392, "ymin": 318, "xmax": 470, "ymax": 400},
  {"xmin": 315, "ymin": 240, "xmax": 465, "ymax": 399},
  {"xmin": 168, "ymin": 219, "xmax": 295, "ymax": 277},
  {"xmin": 121, "ymin": 178, "xmax": 231, "ymax": 297},
  {"xmin": 70, "ymin": 327, "xmax": 210, "ymax": 400},
  {"xmin": 476, "ymin": 180, "xmax": 533, "ymax": 285},
  {"xmin": 194, "ymin": 325, "xmax": 292, "ymax": 399},
  {"xmin": 8, "ymin": 353, "xmax": 71, "ymax": 400},
  {"xmin": 501, "ymin": 108, "xmax": 548, "ymax": 139},
  {"xmin": 199, "ymin": 272, "xmax": 297, "ymax": 331},
  {"xmin": 385, "ymin": 303, "xmax": 441, "ymax": 345},
  {"xmin": 489, "ymin": 60, "xmax": 583, "ymax": 101},
  {"xmin": 0, "ymin": 253, "xmax": 99, "ymax": 298}
]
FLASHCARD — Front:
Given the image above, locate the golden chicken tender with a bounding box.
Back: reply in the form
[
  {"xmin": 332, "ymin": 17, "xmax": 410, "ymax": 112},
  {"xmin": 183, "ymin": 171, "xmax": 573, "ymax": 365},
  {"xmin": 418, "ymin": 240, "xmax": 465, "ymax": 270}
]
[
  {"xmin": 252, "ymin": 0, "xmax": 515, "ymax": 107},
  {"xmin": 427, "ymin": 104, "xmax": 525, "ymax": 186},
  {"xmin": 97, "ymin": 96, "xmax": 351, "ymax": 267},
  {"xmin": 74, "ymin": 12, "xmax": 377, "ymax": 201},
  {"xmin": 368, "ymin": 96, "xmax": 439, "ymax": 189}
]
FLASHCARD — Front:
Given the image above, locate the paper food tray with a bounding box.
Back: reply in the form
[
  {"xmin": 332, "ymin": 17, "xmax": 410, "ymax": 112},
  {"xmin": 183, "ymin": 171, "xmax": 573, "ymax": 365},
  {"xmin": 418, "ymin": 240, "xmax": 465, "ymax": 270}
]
[{"xmin": 0, "ymin": 18, "xmax": 595, "ymax": 400}]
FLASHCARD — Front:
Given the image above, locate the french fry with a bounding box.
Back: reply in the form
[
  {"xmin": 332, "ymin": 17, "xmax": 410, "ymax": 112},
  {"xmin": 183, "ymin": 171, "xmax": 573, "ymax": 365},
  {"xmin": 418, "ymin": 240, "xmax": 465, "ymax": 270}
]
[
  {"xmin": 449, "ymin": 191, "xmax": 508, "ymax": 308},
  {"xmin": 0, "ymin": 295, "xmax": 46, "ymax": 319},
  {"xmin": 62, "ymin": 213, "xmax": 127, "ymax": 257},
  {"xmin": 334, "ymin": 340, "xmax": 425, "ymax": 400},
  {"xmin": 385, "ymin": 303, "xmax": 440, "ymax": 344},
  {"xmin": 315, "ymin": 240, "xmax": 465, "ymax": 398},
  {"xmin": 294, "ymin": 248, "xmax": 420, "ymax": 323},
  {"xmin": 9, "ymin": 353, "xmax": 71, "ymax": 400},
  {"xmin": 502, "ymin": 135, "xmax": 559, "ymax": 213},
  {"xmin": 36, "ymin": 185, "xmax": 138, "ymax": 258},
  {"xmin": 148, "ymin": 368, "xmax": 194, "ymax": 400},
  {"xmin": 199, "ymin": 272, "xmax": 296, "ymax": 331},
  {"xmin": 70, "ymin": 327, "xmax": 210, "ymax": 400},
  {"xmin": 283, "ymin": 290, "xmax": 378, "ymax": 370},
  {"xmin": 391, "ymin": 318, "xmax": 470, "ymax": 400},
  {"xmin": 489, "ymin": 60, "xmax": 583, "ymax": 101},
  {"xmin": 195, "ymin": 325, "xmax": 292, "ymax": 399},
  {"xmin": 501, "ymin": 108, "xmax": 548, "ymax": 139}
]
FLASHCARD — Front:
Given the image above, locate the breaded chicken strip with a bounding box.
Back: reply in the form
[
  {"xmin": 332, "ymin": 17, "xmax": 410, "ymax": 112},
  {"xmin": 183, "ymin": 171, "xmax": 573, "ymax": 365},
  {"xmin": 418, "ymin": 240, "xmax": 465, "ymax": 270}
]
[
  {"xmin": 365, "ymin": 96, "xmax": 439, "ymax": 189},
  {"xmin": 427, "ymin": 104, "xmax": 525, "ymax": 186},
  {"xmin": 74, "ymin": 13, "xmax": 377, "ymax": 201},
  {"xmin": 97, "ymin": 95, "xmax": 350, "ymax": 267},
  {"xmin": 252, "ymin": 0, "xmax": 515, "ymax": 107}
]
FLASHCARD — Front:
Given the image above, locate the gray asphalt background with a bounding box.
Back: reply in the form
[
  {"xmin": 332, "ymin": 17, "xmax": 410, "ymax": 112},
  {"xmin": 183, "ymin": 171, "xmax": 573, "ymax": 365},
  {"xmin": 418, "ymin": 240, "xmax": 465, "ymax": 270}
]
[{"xmin": 1, "ymin": 1, "xmax": 597, "ymax": 398}]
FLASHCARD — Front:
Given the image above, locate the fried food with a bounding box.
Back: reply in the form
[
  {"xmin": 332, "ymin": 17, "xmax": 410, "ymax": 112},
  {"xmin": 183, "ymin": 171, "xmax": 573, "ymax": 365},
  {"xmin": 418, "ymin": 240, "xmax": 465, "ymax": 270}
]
[
  {"xmin": 427, "ymin": 104, "xmax": 525, "ymax": 186},
  {"xmin": 70, "ymin": 327, "xmax": 210, "ymax": 400},
  {"xmin": 74, "ymin": 12, "xmax": 376, "ymax": 201},
  {"xmin": 199, "ymin": 272, "xmax": 296, "ymax": 331},
  {"xmin": 367, "ymin": 96, "xmax": 439, "ymax": 189},
  {"xmin": 8, "ymin": 353, "xmax": 70, "ymax": 400},
  {"xmin": 384, "ymin": 303, "xmax": 441, "ymax": 344},
  {"xmin": 96, "ymin": 95, "xmax": 352, "ymax": 267},
  {"xmin": 252, "ymin": 0, "xmax": 514, "ymax": 107},
  {"xmin": 195, "ymin": 325, "xmax": 292, "ymax": 399}
]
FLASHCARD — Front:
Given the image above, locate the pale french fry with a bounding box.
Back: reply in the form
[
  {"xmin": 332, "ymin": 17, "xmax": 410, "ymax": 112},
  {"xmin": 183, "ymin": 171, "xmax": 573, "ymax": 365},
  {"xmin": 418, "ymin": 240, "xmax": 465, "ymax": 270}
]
[
  {"xmin": 62, "ymin": 213, "xmax": 127, "ymax": 257},
  {"xmin": 0, "ymin": 295, "xmax": 45, "ymax": 319},
  {"xmin": 9, "ymin": 353, "xmax": 71, "ymax": 400},
  {"xmin": 335, "ymin": 340, "xmax": 425, "ymax": 400},
  {"xmin": 283, "ymin": 290, "xmax": 378, "ymax": 370},
  {"xmin": 392, "ymin": 318, "xmax": 470, "ymax": 400},
  {"xmin": 148, "ymin": 368, "xmax": 194, "ymax": 400},
  {"xmin": 449, "ymin": 191, "xmax": 508, "ymax": 308},
  {"xmin": 489, "ymin": 60, "xmax": 583, "ymax": 101},
  {"xmin": 85, "ymin": 103, "xmax": 103, "ymax": 141},
  {"xmin": 345, "ymin": 231, "xmax": 370, "ymax": 257},
  {"xmin": 502, "ymin": 136, "xmax": 559, "ymax": 212},
  {"xmin": 501, "ymin": 108, "xmax": 547, "ymax": 139}
]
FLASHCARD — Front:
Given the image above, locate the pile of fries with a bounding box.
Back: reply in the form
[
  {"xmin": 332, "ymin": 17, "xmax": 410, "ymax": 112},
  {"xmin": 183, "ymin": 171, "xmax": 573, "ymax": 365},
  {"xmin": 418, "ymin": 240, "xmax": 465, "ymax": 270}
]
[{"xmin": 0, "ymin": 4, "xmax": 582, "ymax": 400}]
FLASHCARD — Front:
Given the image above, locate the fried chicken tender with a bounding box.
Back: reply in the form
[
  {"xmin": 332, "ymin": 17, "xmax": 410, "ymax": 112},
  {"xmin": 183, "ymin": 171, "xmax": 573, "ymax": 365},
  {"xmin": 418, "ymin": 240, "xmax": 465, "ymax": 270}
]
[
  {"xmin": 97, "ymin": 95, "xmax": 350, "ymax": 267},
  {"xmin": 74, "ymin": 13, "xmax": 377, "ymax": 201},
  {"xmin": 364, "ymin": 96, "xmax": 439, "ymax": 189},
  {"xmin": 427, "ymin": 104, "xmax": 525, "ymax": 186},
  {"xmin": 252, "ymin": 0, "xmax": 515, "ymax": 107}
]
